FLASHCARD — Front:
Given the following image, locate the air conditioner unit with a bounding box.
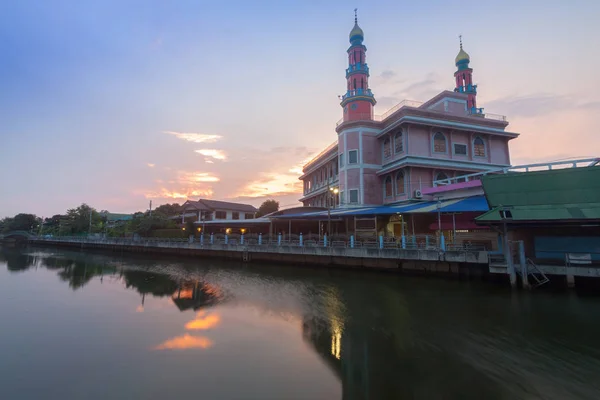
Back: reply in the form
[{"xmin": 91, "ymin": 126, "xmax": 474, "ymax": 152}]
[{"xmin": 414, "ymin": 189, "xmax": 423, "ymax": 199}]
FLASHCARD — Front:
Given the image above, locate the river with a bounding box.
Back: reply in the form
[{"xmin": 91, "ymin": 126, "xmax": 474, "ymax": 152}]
[{"xmin": 1, "ymin": 246, "xmax": 599, "ymax": 400}]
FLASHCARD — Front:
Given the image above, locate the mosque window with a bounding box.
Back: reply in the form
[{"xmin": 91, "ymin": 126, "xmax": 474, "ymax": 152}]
[
  {"xmin": 339, "ymin": 153, "xmax": 344, "ymax": 167},
  {"xmin": 383, "ymin": 138, "xmax": 391, "ymax": 159},
  {"xmin": 473, "ymin": 137, "xmax": 486, "ymax": 157},
  {"xmin": 395, "ymin": 171, "xmax": 405, "ymax": 195},
  {"xmin": 433, "ymin": 132, "xmax": 447, "ymax": 153},
  {"xmin": 349, "ymin": 189, "xmax": 359, "ymax": 204},
  {"xmin": 348, "ymin": 150, "xmax": 358, "ymax": 164},
  {"xmin": 394, "ymin": 131, "xmax": 403, "ymax": 153},
  {"xmin": 384, "ymin": 176, "xmax": 393, "ymax": 197},
  {"xmin": 454, "ymin": 143, "xmax": 467, "ymax": 156}
]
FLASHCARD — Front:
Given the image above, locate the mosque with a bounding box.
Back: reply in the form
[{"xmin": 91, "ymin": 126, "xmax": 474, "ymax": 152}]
[{"xmin": 299, "ymin": 11, "xmax": 518, "ymax": 209}]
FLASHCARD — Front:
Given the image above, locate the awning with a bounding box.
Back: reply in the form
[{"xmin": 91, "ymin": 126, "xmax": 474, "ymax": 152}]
[{"xmin": 403, "ymin": 196, "xmax": 489, "ymax": 214}]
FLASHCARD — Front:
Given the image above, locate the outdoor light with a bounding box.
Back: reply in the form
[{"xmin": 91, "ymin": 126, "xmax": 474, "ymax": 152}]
[
  {"xmin": 197, "ymin": 227, "xmax": 201, "ymax": 232},
  {"xmin": 182, "ymin": 227, "xmax": 186, "ymax": 231},
  {"xmin": 240, "ymin": 228, "xmax": 246, "ymax": 234}
]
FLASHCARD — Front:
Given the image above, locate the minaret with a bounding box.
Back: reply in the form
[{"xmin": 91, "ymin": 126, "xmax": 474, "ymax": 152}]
[
  {"xmin": 454, "ymin": 36, "xmax": 478, "ymax": 112},
  {"xmin": 340, "ymin": 9, "xmax": 376, "ymax": 122}
]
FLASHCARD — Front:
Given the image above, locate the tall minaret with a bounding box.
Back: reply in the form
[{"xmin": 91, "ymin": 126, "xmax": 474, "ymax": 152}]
[
  {"xmin": 340, "ymin": 9, "xmax": 376, "ymax": 122},
  {"xmin": 454, "ymin": 36, "xmax": 478, "ymax": 112}
]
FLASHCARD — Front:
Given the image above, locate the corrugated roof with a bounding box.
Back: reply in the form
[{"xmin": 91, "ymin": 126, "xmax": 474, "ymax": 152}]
[
  {"xmin": 183, "ymin": 199, "xmax": 257, "ymax": 213},
  {"xmin": 477, "ymin": 166, "xmax": 600, "ymax": 223},
  {"xmin": 482, "ymin": 166, "xmax": 600, "ymax": 207}
]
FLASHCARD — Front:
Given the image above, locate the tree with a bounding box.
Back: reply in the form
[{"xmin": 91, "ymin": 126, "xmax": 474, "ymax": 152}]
[
  {"xmin": 154, "ymin": 203, "xmax": 182, "ymax": 217},
  {"xmin": 65, "ymin": 204, "xmax": 103, "ymax": 234},
  {"xmin": 5, "ymin": 213, "xmax": 40, "ymax": 232},
  {"xmin": 256, "ymin": 199, "xmax": 279, "ymax": 217}
]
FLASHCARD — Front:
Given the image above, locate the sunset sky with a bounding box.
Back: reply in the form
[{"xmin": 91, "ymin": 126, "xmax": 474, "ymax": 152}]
[{"xmin": 1, "ymin": 0, "xmax": 599, "ymax": 218}]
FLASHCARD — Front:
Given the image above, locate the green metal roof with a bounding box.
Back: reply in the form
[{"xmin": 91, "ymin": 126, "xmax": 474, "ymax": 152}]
[{"xmin": 476, "ymin": 166, "xmax": 600, "ymax": 223}]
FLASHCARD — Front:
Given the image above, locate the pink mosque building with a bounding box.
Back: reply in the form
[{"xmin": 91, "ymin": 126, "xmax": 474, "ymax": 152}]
[{"xmin": 299, "ymin": 13, "xmax": 519, "ymax": 208}]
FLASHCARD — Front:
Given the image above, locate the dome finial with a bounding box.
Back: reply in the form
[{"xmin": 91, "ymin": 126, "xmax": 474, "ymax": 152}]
[
  {"xmin": 455, "ymin": 34, "xmax": 470, "ymax": 66},
  {"xmin": 354, "ymin": 8, "xmax": 358, "ymax": 24},
  {"xmin": 459, "ymin": 34, "xmax": 463, "ymax": 49}
]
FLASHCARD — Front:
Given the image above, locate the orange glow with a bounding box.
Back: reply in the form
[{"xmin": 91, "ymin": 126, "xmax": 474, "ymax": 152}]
[
  {"xmin": 240, "ymin": 228, "xmax": 246, "ymax": 234},
  {"xmin": 236, "ymin": 173, "xmax": 303, "ymax": 198},
  {"xmin": 154, "ymin": 334, "xmax": 213, "ymax": 350},
  {"xmin": 185, "ymin": 311, "xmax": 221, "ymax": 331},
  {"xmin": 144, "ymin": 187, "xmax": 213, "ymax": 200},
  {"xmin": 136, "ymin": 305, "xmax": 144, "ymax": 313}
]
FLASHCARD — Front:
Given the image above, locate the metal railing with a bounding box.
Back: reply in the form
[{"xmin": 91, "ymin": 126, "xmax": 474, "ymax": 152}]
[
  {"xmin": 302, "ymin": 141, "xmax": 338, "ymax": 172},
  {"xmin": 31, "ymin": 234, "xmax": 483, "ymax": 254},
  {"xmin": 434, "ymin": 157, "xmax": 600, "ymax": 186}
]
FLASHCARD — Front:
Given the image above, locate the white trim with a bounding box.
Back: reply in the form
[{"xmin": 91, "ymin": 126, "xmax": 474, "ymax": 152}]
[
  {"xmin": 344, "ymin": 134, "xmax": 348, "ymax": 205},
  {"xmin": 379, "ymin": 115, "xmax": 517, "ymax": 137},
  {"xmin": 377, "ymin": 155, "xmax": 510, "ymax": 176},
  {"xmin": 344, "ymin": 163, "xmax": 381, "ymax": 170}
]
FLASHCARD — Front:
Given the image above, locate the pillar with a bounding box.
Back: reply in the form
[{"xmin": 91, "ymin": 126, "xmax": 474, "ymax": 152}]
[
  {"xmin": 518, "ymin": 241, "xmax": 530, "ymax": 290},
  {"xmin": 350, "ymin": 235, "xmax": 355, "ymax": 248},
  {"xmin": 299, "ymin": 233, "xmax": 303, "ymax": 247},
  {"xmin": 258, "ymin": 233, "xmax": 262, "ymax": 245}
]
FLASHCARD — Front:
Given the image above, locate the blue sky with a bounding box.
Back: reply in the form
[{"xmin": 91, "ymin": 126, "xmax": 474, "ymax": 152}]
[{"xmin": 1, "ymin": 0, "xmax": 599, "ymax": 218}]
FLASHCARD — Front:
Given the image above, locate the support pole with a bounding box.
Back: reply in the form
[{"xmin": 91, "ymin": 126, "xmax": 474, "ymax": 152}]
[
  {"xmin": 278, "ymin": 233, "xmax": 282, "ymax": 246},
  {"xmin": 518, "ymin": 241, "xmax": 530, "ymax": 290},
  {"xmin": 299, "ymin": 233, "xmax": 303, "ymax": 247},
  {"xmin": 350, "ymin": 235, "xmax": 355, "ymax": 248},
  {"xmin": 401, "ymin": 235, "xmax": 406, "ymax": 249},
  {"xmin": 379, "ymin": 235, "xmax": 383, "ymax": 249},
  {"xmin": 503, "ymin": 222, "xmax": 517, "ymax": 289},
  {"xmin": 241, "ymin": 234, "xmax": 244, "ymax": 245},
  {"xmin": 258, "ymin": 233, "xmax": 262, "ymax": 245}
]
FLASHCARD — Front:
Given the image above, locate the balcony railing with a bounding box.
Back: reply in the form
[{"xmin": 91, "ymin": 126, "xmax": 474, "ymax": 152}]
[
  {"xmin": 345, "ymin": 63, "xmax": 369, "ymax": 77},
  {"xmin": 303, "ymin": 176, "xmax": 339, "ymax": 195},
  {"xmin": 336, "ymin": 98, "xmax": 507, "ymax": 127},
  {"xmin": 341, "ymin": 88, "xmax": 374, "ymax": 102},
  {"xmin": 455, "ymin": 84, "xmax": 477, "ymax": 94},
  {"xmin": 434, "ymin": 157, "xmax": 600, "ymax": 186},
  {"xmin": 302, "ymin": 141, "xmax": 338, "ymax": 172}
]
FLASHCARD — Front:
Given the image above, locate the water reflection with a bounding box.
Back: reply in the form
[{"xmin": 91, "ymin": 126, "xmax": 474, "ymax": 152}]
[{"xmin": 1, "ymin": 247, "xmax": 600, "ymax": 399}]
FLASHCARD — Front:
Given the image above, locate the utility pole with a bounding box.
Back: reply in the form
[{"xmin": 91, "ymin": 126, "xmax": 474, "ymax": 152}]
[{"xmin": 149, "ymin": 200, "xmax": 152, "ymax": 217}]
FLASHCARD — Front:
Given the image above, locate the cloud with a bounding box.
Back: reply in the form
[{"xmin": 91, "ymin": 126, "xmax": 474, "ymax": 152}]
[
  {"xmin": 486, "ymin": 93, "xmax": 600, "ymax": 118},
  {"xmin": 195, "ymin": 149, "xmax": 227, "ymax": 161},
  {"xmin": 147, "ymin": 163, "xmax": 155, "ymax": 168},
  {"xmin": 154, "ymin": 334, "xmax": 213, "ymax": 350},
  {"xmin": 164, "ymin": 131, "xmax": 223, "ymax": 143},
  {"xmin": 177, "ymin": 171, "xmax": 220, "ymax": 183},
  {"xmin": 185, "ymin": 311, "xmax": 221, "ymax": 331},
  {"xmin": 236, "ymin": 172, "xmax": 303, "ymax": 198},
  {"xmin": 379, "ymin": 70, "xmax": 396, "ymax": 81},
  {"xmin": 143, "ymin": 188, "xmax": 214, "ymax": 200}
]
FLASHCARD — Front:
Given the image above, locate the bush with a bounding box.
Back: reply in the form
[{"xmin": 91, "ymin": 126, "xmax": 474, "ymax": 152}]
[{"xmin": 150, "ymin": 229, "xmax": 187, "ymax": 238}]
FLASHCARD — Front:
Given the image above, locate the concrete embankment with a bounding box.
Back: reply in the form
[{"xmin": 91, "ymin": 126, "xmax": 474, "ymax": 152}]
[{"xmin": 30, "ymin": 239, "xmax": 496, "ymax": 280}]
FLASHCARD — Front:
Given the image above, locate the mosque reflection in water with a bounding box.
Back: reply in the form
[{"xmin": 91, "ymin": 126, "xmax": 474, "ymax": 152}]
[{"xmin": 0, "ymin": 248, "xmax": 517, "ymax": 399}]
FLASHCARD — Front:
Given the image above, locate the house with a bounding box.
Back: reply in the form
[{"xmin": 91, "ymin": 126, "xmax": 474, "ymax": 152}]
[{"xmin": 180, "ymin": 199, "xmax": 258, "ymax": 222}]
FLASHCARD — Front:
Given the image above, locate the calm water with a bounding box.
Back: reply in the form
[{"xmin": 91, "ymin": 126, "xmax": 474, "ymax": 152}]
[{"xmin": 1, "ymin": 248, "xmax": 600, "ymax": 400}]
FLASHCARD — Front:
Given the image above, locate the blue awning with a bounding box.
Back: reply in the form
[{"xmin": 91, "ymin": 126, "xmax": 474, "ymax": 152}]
[{"xmin": 437, "ymin": 195, "xmax": 489, "ymax": 213}]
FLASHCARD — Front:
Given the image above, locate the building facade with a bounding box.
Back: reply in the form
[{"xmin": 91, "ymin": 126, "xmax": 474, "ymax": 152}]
[{"xmin": 299, "ymin": 14, "xmax": 519, "ymax": 208}]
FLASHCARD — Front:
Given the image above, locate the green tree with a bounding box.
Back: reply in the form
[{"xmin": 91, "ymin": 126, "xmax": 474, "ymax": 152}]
[
  {"xmin": 65, "ymin": 204, "xmax": 103, "ymax": 234},
  {"xmin": 256, "ymin": 199, "xmax": 279, "ymax": 217},
  {"xmin": 6, "ymin": 213, "xmax": 39, "ymax": 232},
  {"xmin": 154, "ymin": 203, "xmax": 182, "ymax": 217}
]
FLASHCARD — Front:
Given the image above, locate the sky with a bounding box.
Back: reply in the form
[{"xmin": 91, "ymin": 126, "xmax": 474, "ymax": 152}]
[{"xmin": 1, "ymin": 0, "xmax": 599, "ymax": 218}]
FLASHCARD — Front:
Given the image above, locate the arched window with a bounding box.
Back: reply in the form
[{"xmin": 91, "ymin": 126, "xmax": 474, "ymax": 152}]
[
  {"xmin": 473, "ymin": 136, "xmax": 486, "ymax": 157},
  {"xmin": 361, "ymin": 78, "xmax": 364, "ymax": 89},
  {"xmin": 383, "ymin": 137, "xmax": 391, "ymax": 158},
  {"xmin": 394, "ymin": 131, "xmax": 403, "ymax": 153},
  {"xmin": 433, "ymin": 132, "xmax": 447, "ymax": 153},
  {"xmin": 353, "ymin": 78, "xmax": 357, "ymax": 90},
  {"xmin": 395, "ymin": 171, "xmax": 405, "ymax": 195},
  {"xmin": 435, "ymin": 171, "xmax": 449, "ymax": 185},
  {"xmin": 384, "ymin": 176, "xmax": 393, "ymax": 198}
]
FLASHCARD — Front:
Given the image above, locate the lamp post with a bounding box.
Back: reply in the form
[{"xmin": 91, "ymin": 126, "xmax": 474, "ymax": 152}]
[{"xmin": 327, "ymin": 186, "xmax": 339, "ymax": 237}]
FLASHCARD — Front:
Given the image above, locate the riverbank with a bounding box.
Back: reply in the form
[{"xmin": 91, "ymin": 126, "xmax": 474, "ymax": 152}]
[{"xmin": 28, "ymin": 237, "xmax": 497, "ymax": 282}]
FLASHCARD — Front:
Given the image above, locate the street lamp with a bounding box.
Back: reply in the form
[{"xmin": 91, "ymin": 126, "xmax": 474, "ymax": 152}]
[{"xmin": 327, "ymin": 186, "xmax": 339, "ymax": 237}]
